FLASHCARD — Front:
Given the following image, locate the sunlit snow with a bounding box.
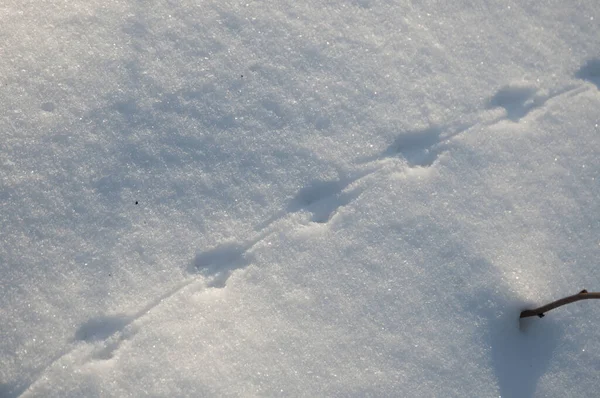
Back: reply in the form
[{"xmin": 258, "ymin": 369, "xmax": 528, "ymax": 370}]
[{"xmin": 1, "ymin": 1, "xmax": 599, "ymax": 397}]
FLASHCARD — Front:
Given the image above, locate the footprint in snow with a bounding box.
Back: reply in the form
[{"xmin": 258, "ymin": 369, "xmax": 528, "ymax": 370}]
[{"xmin": 575, "ymin": 58, "xmax": 600, "ymax": 89}]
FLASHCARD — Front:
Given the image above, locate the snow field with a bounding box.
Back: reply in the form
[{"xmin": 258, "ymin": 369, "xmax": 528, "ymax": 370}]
[{"xmin": 1, "ymin": 1, "xmax": 600, "ymax": 396}]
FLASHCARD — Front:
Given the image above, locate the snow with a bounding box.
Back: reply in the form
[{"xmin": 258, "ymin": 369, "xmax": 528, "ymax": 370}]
[{"xmin": 1, "ymin": 1, "xmax": 599, "ymax": 397}]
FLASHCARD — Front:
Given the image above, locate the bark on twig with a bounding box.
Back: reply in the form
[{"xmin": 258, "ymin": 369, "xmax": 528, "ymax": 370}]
[{"xmin": 520, "ymin": 290, "xmax": 600, "ymax": 319}]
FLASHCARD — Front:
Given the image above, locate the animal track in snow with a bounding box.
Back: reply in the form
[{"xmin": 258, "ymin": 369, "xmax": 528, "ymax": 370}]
[
  {"xmin": 287, "ymin": 178, "xmax": 360, "ymax": 223},
  {"xmin": 18, "ymin": 277, "xmax": 204, "ymax": 396},
  {"xmin": 486, "ymin": 82, "xmax": 541, "ymax": 121},
  {"xmin": 73, "ymin": 280, "xmax": 200, "ymax": 360},
  {"xmin": 74, "ymin": 314, "xmax": 134, "ymax": 361},
  {"xmin": 487, "ymin": 81, "xmax": 592, "ymax": 122},
  {"xmin": 377, "ymin": 117, "xmax": 483, "ymax": 169},
  {"xmin": 190, "ymin": 240, "xmax": 254, "ymax": 287},
  {"xmin": 192, "ymin": 73, "xmax": 595, "ymax": 292},
  {"xmin": 22, "ymin": 63, "xmax": 597, "ymax": 398},
  {"xmin": 74, "ymin": 314, "xmax": 131, "ymax": 343},
  {"xmin": 383, "ymin": 126, "xmax": 446, "ymax": 167},
  {"xmin": 189, "ymin": 168, "xmax": 382, "ymax": 290},
  {"xmin": 576, "ymin": 58, "xmax": 600, "ymax": 89},
  {"xmin": 380, "ymin": 78, "xmax": 591, "ymax": 169}
]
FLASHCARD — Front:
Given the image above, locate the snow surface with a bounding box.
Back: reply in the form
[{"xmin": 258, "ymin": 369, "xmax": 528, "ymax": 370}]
[{"xmin": 1, "ymin": 1, "xmax": 599, "ymax": 397}]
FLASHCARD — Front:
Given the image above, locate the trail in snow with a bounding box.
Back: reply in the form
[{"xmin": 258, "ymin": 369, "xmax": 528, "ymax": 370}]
[{"xmin": 14, "ymin": 76, "xmax": 597, "ymax": 398}]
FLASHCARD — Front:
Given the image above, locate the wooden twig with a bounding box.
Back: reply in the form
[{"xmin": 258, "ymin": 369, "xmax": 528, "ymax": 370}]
[{"xmin": 520, "ymin": 290, "xmax": 600, "ymax": 318}]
